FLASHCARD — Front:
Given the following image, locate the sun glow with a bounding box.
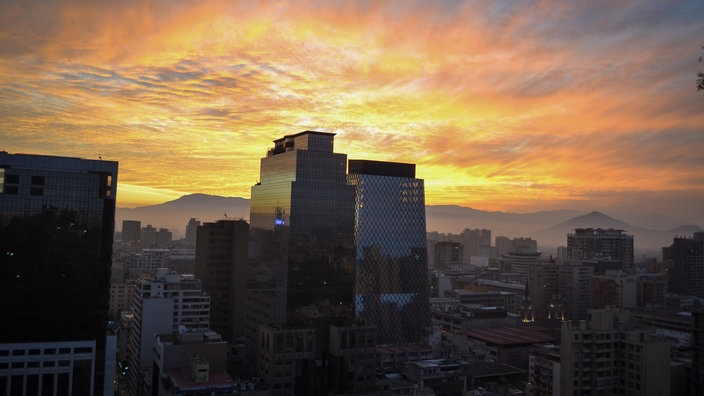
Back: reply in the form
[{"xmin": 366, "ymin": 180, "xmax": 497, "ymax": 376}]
[{"xmin": 0, "ymin": 0, "xmax": 702, "ymax": 220}]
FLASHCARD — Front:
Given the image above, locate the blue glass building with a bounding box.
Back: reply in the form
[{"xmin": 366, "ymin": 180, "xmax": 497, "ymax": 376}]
[{"xmin": 348, "ymin": 159, "xmax": 430, "ymax": 344}]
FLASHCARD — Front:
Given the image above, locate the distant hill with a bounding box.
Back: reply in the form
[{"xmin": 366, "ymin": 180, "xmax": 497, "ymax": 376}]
[
  {"xmin": 116, "ymin": 194, "xmax": 250, "ymax": 238},
  {"xmin": 425, "ymin": 205, "xmax": 583, "ymax": 237},
  {"xmin": 533, "ymin": 211, "xmax": 702, "ymax": 249},
  {"xmin": 116, "ymin": 194, "xmax": 701, "ymax": 248}
]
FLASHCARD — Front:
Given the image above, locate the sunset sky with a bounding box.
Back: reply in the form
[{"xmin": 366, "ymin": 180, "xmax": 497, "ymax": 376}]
[{"xmin": 1, "ymin": 0, "xmax": 703, "ymax": 223}]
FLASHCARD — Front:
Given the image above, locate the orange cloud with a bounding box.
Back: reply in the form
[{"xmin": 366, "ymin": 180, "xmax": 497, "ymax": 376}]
[{"xmin": 0, "ymin": 0, "xmax": 702, "ymax": 223}]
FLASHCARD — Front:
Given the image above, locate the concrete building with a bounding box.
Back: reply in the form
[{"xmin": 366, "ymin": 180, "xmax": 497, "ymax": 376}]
[
  {"xmin": 0, "ymin": 341, "xmax": 100, "ymax": 396},
  {"xmin": 434, "ymin": 241, "xmax": 463, "ymax": 269},
  {"xmin": 141, "ymin": 224, "xmax": 157, "ymax": 246},
  {"xmin": 590, "ymin": 270, "xmax": 666, "ymax": 310},
  {"xmin": 560, "ymin": 309, "xmax": 671, "ymax": 396},
  {"xmin": 558, "ymin": 260, "xmax": 592, "ymax": 321},
  {"xmin": 151, "ymin": 331, "xmax": 241, "ymax": 396},
  {"xmin": 109, "ymin": 282, "xmax": 135, "ymax": 320},
  {"xmin": 124, "ymin": 270, "xmax": 210, "ymax": 395},
  {"xmin": 0, "ymin": 152, "xmax": 118, "ymax": 396},
  {"xmin": 255, "ymin": 324, "xmax": 317, "ymax": 395},
  {"xmin": 527, "ymin": 344, "xmax": 560, "ymax": 396},
  {"xmin": 692, "ymin": 307, "xmax": 704, "ymax": 394},
  {"xmin": 404, "ymin": 359, "xmax": 467, "ymax": 396},
  {"xmin": 124, "ymin": 248, "xmax": 170, "ymax": 279},
  {"xmin": 465, "ymin": 327, "xmax": 558, "ymax": 369},
  {"xmin": 495, "ymin": 236, "xmax": 538, "ymax": 257},
  {"xmin": 195, "ymin": 219, "xmax": 249, "ymax": 343},
  {"xmin": 184, "ymin": 218, "xmax": 200, "ymax": 248},
  {"xmin": 527, "ymin": 260, "xmax": 560, "ymax": 321},
  {"xmin": 327, "ymin": 324, "xmax": 378, "ymax": 395},
  {"xmin": 499, "ymin": 250, "xmax": 542, "ymax": 282},
  {"xmin": 461, "ymin": 228, "xmax": 492, "ymax": 262}
]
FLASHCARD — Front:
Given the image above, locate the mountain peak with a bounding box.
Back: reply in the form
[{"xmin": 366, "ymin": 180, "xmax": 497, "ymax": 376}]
[{"xmin": 551, "ymin": 210, "xmax": 633, "ymax": 233}]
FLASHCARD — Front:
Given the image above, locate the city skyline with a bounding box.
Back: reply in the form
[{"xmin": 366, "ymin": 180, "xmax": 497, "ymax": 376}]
[{"xmin": 1, "ymin": 1, "xmax": 703, "ymax": 224}]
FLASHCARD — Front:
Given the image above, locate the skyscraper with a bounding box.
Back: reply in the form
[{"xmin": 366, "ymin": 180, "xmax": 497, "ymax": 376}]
[
  {"xmin": 195, "ymin": 219, "xmax": 249, "ymax": 343},
  {"xmin": 249, "ymin": 131, "xmax": 356, "ymax": 315},
  {"xmin": 664, "ymin": 232, "xmax": 704, "ymax": 297},
  {"xmin": 122, "ymin": 219, "xmax": 141, "ymax": 242},
  {"xmin": 567, "ymin": 228, "xmax": 634, "ymax": 272},
  {"xmin": 248, "ymin": 131, "xmax": 357, "ymax": 393},
  {"xmin": 0, "ymin": 152, "xmax": 118, "ymax": 395},
  {"xmin": 347, "ymin": 159, "xmax": 430, "ymax": 344}
]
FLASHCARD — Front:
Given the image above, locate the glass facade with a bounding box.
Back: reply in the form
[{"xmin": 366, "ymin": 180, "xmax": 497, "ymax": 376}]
[
  {"xmin": 250, "ymin": 132, "xmax": 356, "ymax": 316},
  {"xmin": 348, "ymin": 160, "xmax": 430, "ymax": 344},
  {"xmin": 0, "ymin": 153, "xmax": 117, "ymax": 343}
]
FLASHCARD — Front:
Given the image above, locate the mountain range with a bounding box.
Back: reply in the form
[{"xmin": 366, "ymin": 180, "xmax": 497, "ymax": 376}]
[{"xmin": 116, "ymin": 194, "xmax": 702, "ymax": 250}]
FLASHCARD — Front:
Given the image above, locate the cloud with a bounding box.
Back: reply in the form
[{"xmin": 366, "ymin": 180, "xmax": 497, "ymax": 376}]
[{"xmin": 0, "ymin": 0, "xmax": 703, "ymax": 224}]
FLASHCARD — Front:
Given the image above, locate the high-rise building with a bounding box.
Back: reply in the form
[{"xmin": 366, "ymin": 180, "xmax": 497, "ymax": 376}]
[
  {"xmin": 0, "ymin": 152, "xmax": 117, "ymax": 395},
  {"xmin": 141, "ymin": 224, "xmax": 157, "ymax": 246},
  {"xmin": 185, "ymin": 217, "xmax": 200, "ymax": 247},
  {"xmin": 499, "ymin": 250, "xmax": 542, "ymax": 281},
  {"xmin": 495, "ymin": 236, "xmax": 538, "ymax": 257},
  {"xmin": 248, "ymin": 131, "xmax": 357, "ymax": 392},
  {"xmin": 461, "ymin": 228, "xmax": 492, "ymax": 262},
  {"xmin": 567, "ymin": 228, "xmax": 634, "ymax": 272},
  {"xmin": 347, "ymin": 159, "xmax": 430, "ymax": 344},
  {"xmin": 558, "ymin": 260, "xmax": 593, "ymax": 321},
  {"xmin": 249, "ymin": 131, "xmax": 356, "ymax": 315},
  {"xmin": 195, "ymin": 219, "xmax": 249, "ymax": 343},
  {"xmin": 527, "ymin": 260, "xmax": 560, "ymax": 321},
  {"xmin": 434, "ymin": 241, "xmax": 463, "ymax": 269},
  {"xmin": 664, "ymin": 232, "xmax": 704, "ymax": 297},
  {"xmin": 122, "ymin": 220, "xmax": 142, "ymax": 242}
]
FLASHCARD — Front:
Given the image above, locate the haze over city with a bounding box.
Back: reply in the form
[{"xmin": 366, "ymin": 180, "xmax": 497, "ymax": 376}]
[{"xmin": 1, "ymin": 0, "xmax": 703, "ymax": 224}]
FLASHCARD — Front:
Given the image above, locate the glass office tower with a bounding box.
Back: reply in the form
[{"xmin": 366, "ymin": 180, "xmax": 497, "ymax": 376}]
[
  {"xmin": 0, "ymin": 152, "xmax": 118, "ymax": 395},
  {"xmin": 250, "ymin": 131, "xmax": 356, "ymax": 316},
  {"xmin": 348, "ymin": 159, "xmax": 430, "ymax": 344}
]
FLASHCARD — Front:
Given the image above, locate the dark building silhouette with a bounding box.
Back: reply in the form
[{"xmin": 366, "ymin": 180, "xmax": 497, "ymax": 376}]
[
  {"xmin": 567, "ymin": 228, "xmax": 634, "ymax": 273},
  {"xmin": 665, "ymin": 232, "xmax": 704, "ymax": 297},
  {"xmin": 248, "ymin": 131, "xmax": 357, "ymax": 392},
  {"xmin": 0, "ymin": 152, "xmax": 118, "ymax": 395},
  {"xmin": 347, "ymin": 159, "xmax": 430, "ymax": 344},
  {"xmin": 122, "ymin": 220, "xmax": 141, "ymax": 242},
  {"xmin": 195, "ymin": 219, "xmax": 249, "ymax": 343}
]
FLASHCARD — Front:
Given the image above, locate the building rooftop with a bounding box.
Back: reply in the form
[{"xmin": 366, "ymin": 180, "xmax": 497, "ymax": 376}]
[
  {"xmin": 466, "ymin": 326, "xmax": 557, "ymax": 346},
  {"xmin": 377, "ymin": 343, "xmax": 433, "ymax": 354},
  {"xmin": 167, "ymin": 368, "xmax": 235, "ymax": 390}
]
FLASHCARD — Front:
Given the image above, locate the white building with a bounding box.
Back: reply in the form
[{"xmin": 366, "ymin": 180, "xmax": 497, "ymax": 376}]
[{"xmin": 124, "ymin": 269, "xmax": 210, "ymax": 395}]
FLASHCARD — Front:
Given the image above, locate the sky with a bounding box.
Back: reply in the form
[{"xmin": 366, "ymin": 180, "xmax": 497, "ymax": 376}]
[{"xmin": 1, "ymin": 0, "xmax": 703, "ymax": 224}]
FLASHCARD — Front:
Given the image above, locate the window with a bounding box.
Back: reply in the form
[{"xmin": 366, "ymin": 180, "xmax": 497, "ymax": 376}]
[
  {"xmin": 30, "ymin": 187, "xmax": 43, "ymax": 196},
  {"xmin": 5, "ymin": 173, "xmax": 19, "ymax": 184},
  {"xmin": 31, "ymin": 176, "xmax": 45, "ymax": 185}
]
